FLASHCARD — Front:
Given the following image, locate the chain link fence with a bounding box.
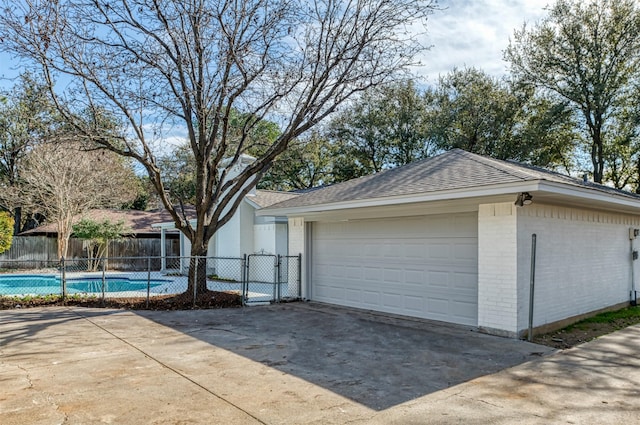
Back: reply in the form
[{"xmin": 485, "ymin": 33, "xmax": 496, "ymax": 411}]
[{"xmin": 0, "ymin": 254, "xmax": 301, "ymax": 308}]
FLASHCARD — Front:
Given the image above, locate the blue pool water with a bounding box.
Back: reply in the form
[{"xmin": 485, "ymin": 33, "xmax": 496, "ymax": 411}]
[{"xmin": 0, "ymin": 275, "xmax": 166, "ymax": 296}]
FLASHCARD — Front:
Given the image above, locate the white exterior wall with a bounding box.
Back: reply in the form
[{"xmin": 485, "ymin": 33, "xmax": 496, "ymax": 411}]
[
  {"xmin": 240, "ymin": 201, "xmax": 254, "ymax": 255},
  {"xmin": 253, "ymin": 223, "xmax": 289, "ymax": 256},
  {"xmin": 275, "ymin": 223, "xmax": 288, "ymax": 256},
  {"xmin": 215, "ymin": 212, "xmax": 241, "ymax": 258},
  {"xmin": 215, "ymin": 201, "xmax": 254, "ymax": 258},
  {"xmin": 477, "ymin": 202, "xmax": 519, "ymax": 336},
  {"xmin": 253, "ymin": 224, "xmax": 278, "ymax": 254},
  {"xmin": 517, "ymin": 204, "xmax": 640, "ymax": 334},
  {"xmin": 288, "ymin": 217, "xmax": 307, "ymax": 298}
]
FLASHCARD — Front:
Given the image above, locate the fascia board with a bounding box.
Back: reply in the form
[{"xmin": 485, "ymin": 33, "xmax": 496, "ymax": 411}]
[
  {"xmin": 243, "ymin": 197, "xmax": 262, "ymax": 210},
  {"xmin": 257, "ymin": 181, "xmax": 541, "ymax": 216},
  {"xmin": 537, "ymin": 181, "xmax": 640, "ymax": 210},
  {"xmin": 151, "ymin": 221, "xmax": 178, "ymax": 229},
  {"xmin": 151, "ymin": 218, "xmax": 197, "ymax": 229}
]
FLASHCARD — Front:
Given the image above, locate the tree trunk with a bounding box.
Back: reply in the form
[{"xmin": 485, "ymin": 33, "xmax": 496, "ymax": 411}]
[
  {"xmin": 186, "ymin": 243, "xmax": 209, "ymax": 297},
  {"xmin": 13, "ymin": 207, "xmax": 21, "ymax": 235},
  {"xmin": 57, "ymin": 234, "xmax": 69, "ymax": 260}
]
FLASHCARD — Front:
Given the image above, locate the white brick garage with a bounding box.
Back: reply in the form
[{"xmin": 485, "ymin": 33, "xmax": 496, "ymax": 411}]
[
  {"xmin": 261, "ymin": 150, "xmax": 640, "ymax": 338},
  {"xmin": 311, "ymin": 213, "xmax": 478, "ymax": 326}
]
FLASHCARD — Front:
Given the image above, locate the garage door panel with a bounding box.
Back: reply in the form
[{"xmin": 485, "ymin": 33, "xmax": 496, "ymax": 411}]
[
  {"xmin": 362, "ymin": 290, "xmax": 380, "ymax": 306},
  {"xmin": 455, "ymin": 243, "xmax": 477, "ymax": 261},
  {"xmin": 383, "ymin": 293, "xmax": 403, "ymax": 309},
  {"xmin": 312, "ymin": 213, "xmax": 478, "ymax": 326},
  {"xmin": 405, "ymin": 269, "xmax": 424, "ymax": 284},
  {"xmin": 452, "ymin": 300, "xmax": 477, "ymax": 319},
  {"xmin": 429, "ymin": 243, "xmax": 450, "ymax": 259},
  {"xmin": 453, "ymin": 271, "xmax": 477, "ymax": 290},
  {"xmin": 404, "ymin": 296, "xmax": 425, "ymax": 313}
]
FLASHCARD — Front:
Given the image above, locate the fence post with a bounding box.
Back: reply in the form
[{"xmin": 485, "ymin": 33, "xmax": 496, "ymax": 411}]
[
  {"xmin": 61, "ymin": 256, "xmax": 67, "ymax": 299},
  {"xmin": 276, "ymin": 255, "xmax": 282, "ymax": 302},
  {"xmin": 193, "ymin": 256, "xmax": 198, "ymax": 308},
  {"xmin": 241, "ymin": 254, "xmax": 247, "ymax": 305},
  {"xmin": 101, "ymin": 258, "xmax": 106, "ymax": 306},
  {"xmin": 146, "ymin": 256, "xmax": 151, "ymax": 309},
  {"xmin": 297, "ymin": 254, "xmax": 302, "ymax": 300}
]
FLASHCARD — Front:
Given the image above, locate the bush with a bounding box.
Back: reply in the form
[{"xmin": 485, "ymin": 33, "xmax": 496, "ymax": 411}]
[{"xmin": 0, "ymin": 211, "xmax": 14, "ymax": 254}]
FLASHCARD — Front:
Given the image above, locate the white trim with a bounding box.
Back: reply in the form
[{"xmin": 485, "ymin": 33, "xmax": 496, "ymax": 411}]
[{"xmin": 258, "ymin": 180, "xmax": 640, "ymax": 217}]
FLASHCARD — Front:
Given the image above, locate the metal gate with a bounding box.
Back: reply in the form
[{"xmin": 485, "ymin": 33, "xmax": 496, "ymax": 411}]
[{"xmin": 243, "ymin": 254, "xmax": 301, "ymax": 304}]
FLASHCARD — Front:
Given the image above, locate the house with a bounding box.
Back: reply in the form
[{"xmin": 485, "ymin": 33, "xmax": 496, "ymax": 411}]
[
  {"xmin": 18, "ymin": 208, "xmax": 192, "ymax": 259},
  {"xmin": 152, "ymin": 189, "xmax": 299, "ymax": 275},
  {"xmin": 152, "ymin": 153, "xmax": 300, "ymax": 276},
  {"xmin": 259, "ymin": 149, "xmax": 640, "ymax": 338}
]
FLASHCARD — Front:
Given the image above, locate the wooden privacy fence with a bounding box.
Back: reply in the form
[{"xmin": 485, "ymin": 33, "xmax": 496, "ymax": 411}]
[{"xmin": 0, "ymin": 236, "xmax": 180, "ymax": 267}]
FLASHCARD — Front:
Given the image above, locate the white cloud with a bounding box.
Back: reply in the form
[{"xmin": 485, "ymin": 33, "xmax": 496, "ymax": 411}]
[{"xmin": 413, "ymin": 0, "xmax": 550, "ymax": 84}]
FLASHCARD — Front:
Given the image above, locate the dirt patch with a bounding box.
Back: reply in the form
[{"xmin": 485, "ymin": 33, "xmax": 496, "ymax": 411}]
[
  {"xmin": 534, "ymin": 317, "xmax": 640, "ymax": 349},
  {"xmin": 0, "ymin": 290, "xmax": 242, "ymax": 311}
]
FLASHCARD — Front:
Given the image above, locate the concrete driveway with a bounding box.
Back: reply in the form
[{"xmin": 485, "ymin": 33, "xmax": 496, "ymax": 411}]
[{"xmin": 1, "ymin": 303, "xmax": 638, "ymax": 424}]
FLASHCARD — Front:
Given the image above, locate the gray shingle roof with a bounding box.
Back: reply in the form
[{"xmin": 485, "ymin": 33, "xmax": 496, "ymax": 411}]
[
  {"xmin": 20, "ymin": 207, "xmax": 196, "ymax": 236},
  {"xmin": 250, "ymin": 190, "xmax": 299, "ymax": 208},
  {"xmin": 264, "ymin": 149, "xmax": 640, "ymax": 210}
]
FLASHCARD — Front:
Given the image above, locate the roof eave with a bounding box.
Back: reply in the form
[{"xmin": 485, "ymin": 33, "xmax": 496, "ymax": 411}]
[
  {"xmin": 258, "ymin": 180, "xmax": 640, "ymax": 217},
  {"xmin": 257, "ymin": 181, "xmax": 542, "ymax": 216}
]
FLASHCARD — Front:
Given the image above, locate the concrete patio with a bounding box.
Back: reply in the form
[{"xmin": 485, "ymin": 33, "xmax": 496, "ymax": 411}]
[{"xmin": 1, "ymin": 303, "xmax": 638, "ymax": 424}]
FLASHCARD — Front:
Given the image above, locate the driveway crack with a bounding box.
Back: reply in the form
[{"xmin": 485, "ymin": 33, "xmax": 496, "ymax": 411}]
[
  {"xmin": 16, "ymin": 364, "xmax": 34, "ymax": 389},
  {"xmin": 442, "ymin": 387, "xmax": 504, "ymax": 409}
]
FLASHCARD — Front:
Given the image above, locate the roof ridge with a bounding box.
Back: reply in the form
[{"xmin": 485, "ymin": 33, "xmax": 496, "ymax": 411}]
[{"xmin": 451, "ymin": 149, "xmax": 535, "ymax": 181}]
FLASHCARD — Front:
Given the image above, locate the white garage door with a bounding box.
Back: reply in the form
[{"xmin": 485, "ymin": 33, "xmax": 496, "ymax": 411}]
[{"xmin": 311, "ymin": 213, "xmax": 478, "ymax": 325}]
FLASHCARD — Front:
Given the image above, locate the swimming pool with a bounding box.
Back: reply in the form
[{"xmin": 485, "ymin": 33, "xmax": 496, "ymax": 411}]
[{"xmin": 0, "ymin": 275, "xmax": 167, "ymax": 296}]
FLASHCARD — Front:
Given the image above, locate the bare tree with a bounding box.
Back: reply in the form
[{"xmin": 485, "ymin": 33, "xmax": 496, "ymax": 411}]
[
  {"xmin": 0, "ymin": 0, "xmax": 436, "ymax": 293},
  {"xmin": 20, "ymin": 142, "xmax": 138, "ymax": 258},
  {"xmin": 0, "ymin": 73, "xmax": 58, "ymax": 233}
]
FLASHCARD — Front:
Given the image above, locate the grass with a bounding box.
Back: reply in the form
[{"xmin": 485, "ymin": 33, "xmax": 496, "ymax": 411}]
[
  {"xmin": 534, "ymin": 305, "xmax": 640, "ymax": 349},
  {"xmin": 207, "ymin": 274, "xmax": 238, "ymax": 283},
  {"xmin": 566, "ymin": 306, "xmax": 640, "ymax": 330}
]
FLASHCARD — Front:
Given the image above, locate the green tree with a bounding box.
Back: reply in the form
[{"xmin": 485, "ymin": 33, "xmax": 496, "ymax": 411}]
[
  {"xmin": 259, "ymin": 132, "xmax": 338, "ymax": 190},
  {"xmin": 0, "ymin": 72, "xmax": 58, "ymax": 233},
  {"xmin": 505, "ymin": 0, "xmax": 640, "ymax": 183},
  {"xmin": 425, "ymin": 68, "xmax": 519, "ymax": 157},
  {"xmin": 73, "ymin": 218, "xmax": 129, "ymax": 271},
  {"xmin": 424, "ymin": 68, "xmax": 578, "ymax": 170},
  {"xmin": 0, "ymin": 211, "xmax": 14, "ymax": 254},
  {"xmin": 160, "ymin": 110, "xmax": 283, "ymax": 203},
  {"xmin": 600, "ymin": 94, "xmax": 640, "ymax": 190},
  {"xmin": 121, "ymin": 176, "xmax": 152, "ymax": 211},
  {"xmin": 514, "ymin": 95, "xmax": 580, "ymax": 172},
  {"xmin": 329, "ymin": 80, "xmax": 433, "ymax": 177}
]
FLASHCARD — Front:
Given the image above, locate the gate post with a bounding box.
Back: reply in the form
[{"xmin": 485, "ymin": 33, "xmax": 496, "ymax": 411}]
[
  {"xmin": 241, "ymin": 254, "xmax": 248, "ymax": 305},
  {"xmin": 146, "ymin": 256, "xmax": 151, "ymax": 309},
  {"xmin": 277, "ymin": 255, "xmax": 283, "ymax": 302},
  {"xmin": 297, "ymin": 254, "xmax": 302, "ymax": 299},
  {"xmin": 273, "ymin": 255, "xmax": 279, "ymax": 302},
  {"xmin": 101, "ymin": 258, "xmax": 106, "ymax": 306},
  {"xmin": 193, "ymin": 256, "xmax": 198, "ymax": 308},
  {"xmin": 61, "ymin": 256, "xmax": 67, "ymax": 299}
]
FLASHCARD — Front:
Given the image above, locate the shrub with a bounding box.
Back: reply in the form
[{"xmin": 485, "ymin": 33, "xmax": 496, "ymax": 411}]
[{"xmin": 0, "ymin": 211, "xmax": 14, "ymax": 254}]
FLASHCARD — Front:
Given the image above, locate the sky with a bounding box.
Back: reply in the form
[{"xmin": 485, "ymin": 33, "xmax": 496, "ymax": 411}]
[
  {"xmin": 414, "ymin": 0, "xmax": 550, "ymax": 83},
  {"xmin": 1, "ymin": 1, "xmax": 551, "ymax": 89},
  {"xmin": 0, "ymin": 0, "xmax": 553, "ymax": 153}
]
